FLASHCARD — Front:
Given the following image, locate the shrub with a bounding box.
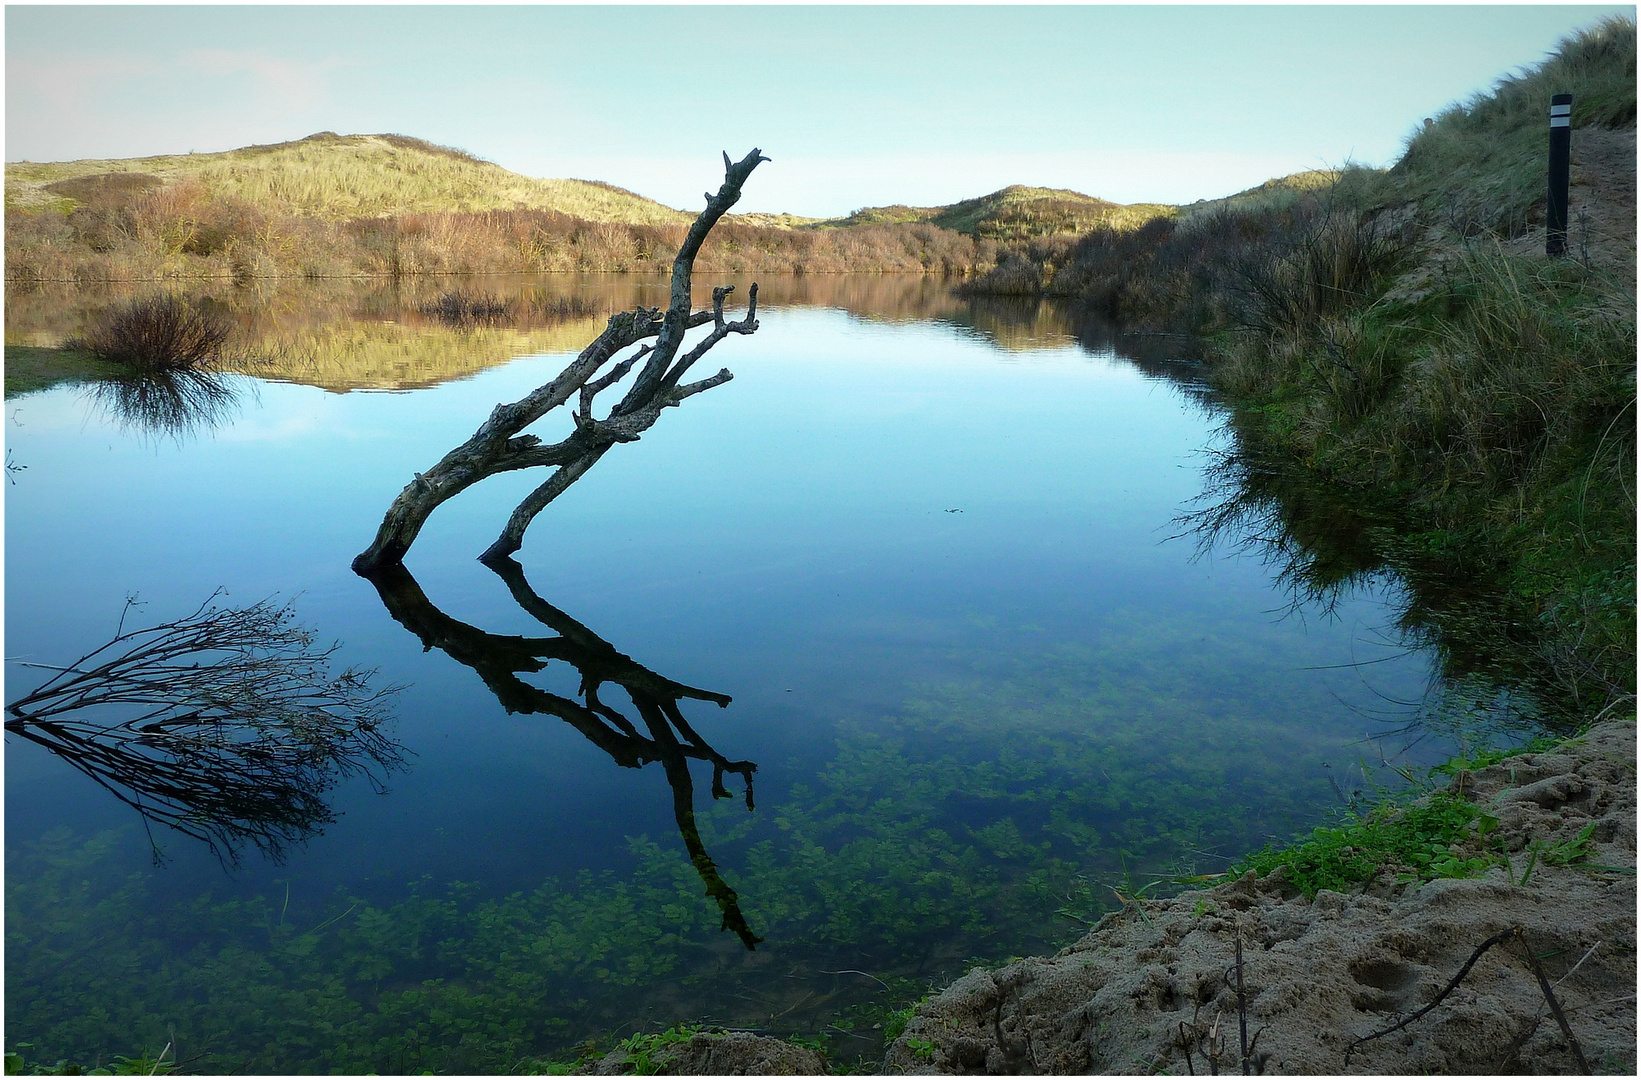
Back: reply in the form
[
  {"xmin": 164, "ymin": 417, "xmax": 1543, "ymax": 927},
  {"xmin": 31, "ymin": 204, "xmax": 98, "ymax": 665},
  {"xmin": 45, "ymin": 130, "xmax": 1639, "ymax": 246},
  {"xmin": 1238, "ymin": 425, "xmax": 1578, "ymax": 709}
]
[
  {"xmin": 70, "ymin": 295, "xmax": 233, "ymax": 372},
  {"xmin": 418, "ymin": 289, "xmax": 514, "ymax": 325}
]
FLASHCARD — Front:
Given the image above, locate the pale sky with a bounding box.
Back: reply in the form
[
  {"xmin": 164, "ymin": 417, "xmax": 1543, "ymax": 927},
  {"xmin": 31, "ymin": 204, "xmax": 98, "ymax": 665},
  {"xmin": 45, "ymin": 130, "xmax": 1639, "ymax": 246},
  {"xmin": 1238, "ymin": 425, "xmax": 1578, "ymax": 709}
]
[{"xmin": 5, "ymin": 5, "xmax": 1632, "ymax": 217}]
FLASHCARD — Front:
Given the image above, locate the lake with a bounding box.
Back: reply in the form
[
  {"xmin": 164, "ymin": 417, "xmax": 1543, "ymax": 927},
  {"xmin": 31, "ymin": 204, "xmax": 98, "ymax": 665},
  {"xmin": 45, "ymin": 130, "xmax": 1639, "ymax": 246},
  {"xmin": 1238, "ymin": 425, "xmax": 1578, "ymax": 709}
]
[{"xmin": 4, "ymin": 274, "xmax": 1508, "ymax": 1072}]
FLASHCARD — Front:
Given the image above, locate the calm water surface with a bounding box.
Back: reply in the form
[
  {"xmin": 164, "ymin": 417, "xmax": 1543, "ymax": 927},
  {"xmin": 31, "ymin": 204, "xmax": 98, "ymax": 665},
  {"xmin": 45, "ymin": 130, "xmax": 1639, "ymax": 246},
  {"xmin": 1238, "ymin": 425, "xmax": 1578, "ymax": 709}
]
[{"xmin": 6, "ymin": 276, "xmax": 1461, "ymax": 1071}]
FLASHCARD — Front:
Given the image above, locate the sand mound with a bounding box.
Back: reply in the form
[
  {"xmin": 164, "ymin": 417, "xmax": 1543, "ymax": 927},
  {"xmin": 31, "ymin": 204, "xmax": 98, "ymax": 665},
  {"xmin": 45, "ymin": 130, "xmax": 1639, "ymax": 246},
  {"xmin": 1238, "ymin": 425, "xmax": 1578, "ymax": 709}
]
[{"xmin": 886, "ymin": 720, "xmax": 1635, "ymax": 1075}]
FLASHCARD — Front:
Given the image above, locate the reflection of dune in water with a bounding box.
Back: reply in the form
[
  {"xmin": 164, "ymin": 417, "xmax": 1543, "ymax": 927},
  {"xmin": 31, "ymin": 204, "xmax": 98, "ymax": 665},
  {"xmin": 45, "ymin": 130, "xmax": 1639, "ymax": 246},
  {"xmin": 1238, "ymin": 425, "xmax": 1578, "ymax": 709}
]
[
  {"xmin": 242, "ymin": 319, "xmax": 611, "ymax": 392},
  {"xmin": 6, "ymin": 272, "xmax": 1106, "ymax": 392}
]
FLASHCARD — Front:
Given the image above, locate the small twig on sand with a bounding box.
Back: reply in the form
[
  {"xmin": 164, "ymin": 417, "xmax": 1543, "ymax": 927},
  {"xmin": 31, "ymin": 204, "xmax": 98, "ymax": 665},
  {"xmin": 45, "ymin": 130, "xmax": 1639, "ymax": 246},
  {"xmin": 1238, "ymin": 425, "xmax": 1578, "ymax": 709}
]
[
  {"xmin": 1516, "ymin": 930, "xmax": 1592, "ymax": 1074},
  {"xmin": 1346, "ymin": 926, "xmax": 1593, "ymax": 1073},
  {"xmin": 1234, "ymin": 931, "xmax": 1250, "ymax": 1074},
  {"xmin": 1345, "ymin": 927, "xmax": 1517, "ymax": 1068}
]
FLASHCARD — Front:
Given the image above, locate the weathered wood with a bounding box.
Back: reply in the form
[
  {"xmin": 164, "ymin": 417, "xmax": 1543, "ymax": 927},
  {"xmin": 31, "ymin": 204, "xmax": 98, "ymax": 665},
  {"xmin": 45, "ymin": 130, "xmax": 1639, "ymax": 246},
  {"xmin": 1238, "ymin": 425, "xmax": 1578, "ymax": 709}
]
[{"xmin": 352, "ymin": 149, "xmax": 768, "ymax": 573}]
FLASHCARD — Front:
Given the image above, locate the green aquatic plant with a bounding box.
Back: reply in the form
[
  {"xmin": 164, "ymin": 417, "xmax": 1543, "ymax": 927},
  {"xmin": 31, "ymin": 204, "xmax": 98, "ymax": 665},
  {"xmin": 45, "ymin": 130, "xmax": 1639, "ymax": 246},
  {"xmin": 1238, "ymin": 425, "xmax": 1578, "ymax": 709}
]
[
  {"xmin": 1429, "ymin": 733, "xmax": 1563, "ymax": 777},
  {"xmin": 3, "ymin": 634, "xmax": 1470, "ymax": 1074},
  {"xmin": 1231, "ymin": 792, "xmax": 1504, "ymax": 898},
  {"xmin": 609, "ymin": 1025, "xmax": 701, "ymax": 1076},
  {"xmin": 4, "ymin": 1044, "xmax": 178, "ymax": 1076}
]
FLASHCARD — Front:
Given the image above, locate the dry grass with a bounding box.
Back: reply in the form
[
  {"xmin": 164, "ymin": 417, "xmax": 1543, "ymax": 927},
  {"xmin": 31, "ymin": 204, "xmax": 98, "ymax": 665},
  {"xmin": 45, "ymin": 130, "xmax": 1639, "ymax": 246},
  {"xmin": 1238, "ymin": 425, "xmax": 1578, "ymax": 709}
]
[
  {"xmin": 1391, "ymin": 16, "xmax": 1636, "ymax": 237},
  {"xmin": 7, "ymin": 133, "xmax": 690, "ymax": 225}
]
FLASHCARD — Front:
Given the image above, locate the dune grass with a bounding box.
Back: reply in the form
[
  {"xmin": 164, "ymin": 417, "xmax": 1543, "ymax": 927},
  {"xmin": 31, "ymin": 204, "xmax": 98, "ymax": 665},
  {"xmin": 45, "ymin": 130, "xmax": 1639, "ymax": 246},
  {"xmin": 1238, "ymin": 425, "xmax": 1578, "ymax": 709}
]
[
  {"xmin": 830, "ymin": 185, "xmax": 1173, "ymax": 241},
  {"xmin": 1390, "ymin": 15, "xmax": 1636, "ymax": 237},
  {"xmin": 7, "ymin": 133, "xmax": 690, "ymax": 225}
]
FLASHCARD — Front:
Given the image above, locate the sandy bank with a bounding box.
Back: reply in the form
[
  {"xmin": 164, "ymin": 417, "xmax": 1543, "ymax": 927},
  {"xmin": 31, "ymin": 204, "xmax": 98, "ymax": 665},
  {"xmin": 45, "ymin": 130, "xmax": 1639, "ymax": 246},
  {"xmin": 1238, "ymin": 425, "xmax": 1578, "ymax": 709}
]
[{"xmin": 883, "ymin": 720, "xmax": 1635, "ymax": 1074}]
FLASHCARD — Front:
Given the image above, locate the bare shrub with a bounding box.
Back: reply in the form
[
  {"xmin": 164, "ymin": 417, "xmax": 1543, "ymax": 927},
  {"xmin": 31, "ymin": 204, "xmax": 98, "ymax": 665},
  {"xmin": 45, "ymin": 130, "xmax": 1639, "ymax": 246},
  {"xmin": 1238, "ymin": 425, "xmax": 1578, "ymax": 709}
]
[
  {"xmin": 5, "ymin": 593, "xmax": 403, "ymax": 864},
  {"xmin": 418, "ymin": 289, "xmax": 514, "ymax": 325},
  {"xmin": 70, "ymin": 294, "xmax": 234, "ymax": 372}
]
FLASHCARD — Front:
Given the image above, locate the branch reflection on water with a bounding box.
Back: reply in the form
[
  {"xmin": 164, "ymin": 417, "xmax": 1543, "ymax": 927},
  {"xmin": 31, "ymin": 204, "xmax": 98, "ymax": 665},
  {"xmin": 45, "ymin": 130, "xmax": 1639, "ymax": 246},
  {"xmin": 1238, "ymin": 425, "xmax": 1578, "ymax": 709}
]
[
  {"xmin": 4, "ymin": 593, "xmax": 404, "ymax": 864},
  {"xmin": 362, "ymin": 557, "xmax": 763, "ymax": 949}
]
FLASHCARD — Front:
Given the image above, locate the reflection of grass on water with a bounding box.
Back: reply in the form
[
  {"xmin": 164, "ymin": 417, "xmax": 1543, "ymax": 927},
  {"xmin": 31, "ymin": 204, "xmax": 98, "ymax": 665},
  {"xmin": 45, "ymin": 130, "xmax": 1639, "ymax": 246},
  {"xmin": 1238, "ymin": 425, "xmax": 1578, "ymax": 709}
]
[
  {"xmin": 6, "ymin": 639, "xmax": 1381, "ymax": 1074},
  {"xmin": 6, "ymin": 272, "xmax": 1106, "ymax": 396}
]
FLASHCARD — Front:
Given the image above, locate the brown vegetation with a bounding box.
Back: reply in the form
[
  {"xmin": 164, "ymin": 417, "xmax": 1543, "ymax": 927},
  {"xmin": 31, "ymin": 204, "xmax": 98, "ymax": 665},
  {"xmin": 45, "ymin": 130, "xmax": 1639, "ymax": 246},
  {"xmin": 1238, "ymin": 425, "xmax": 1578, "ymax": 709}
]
[
  {"xmin": 4, "ymin": 132, "xmax": 1011, "ymax": 283},
  {"xmin": 6, "ymin": 192, "xmax": 999, "ymax": 283},
  {"xmin": 68, "ymin": 293, "xmax": 234, "ymax": 372}
]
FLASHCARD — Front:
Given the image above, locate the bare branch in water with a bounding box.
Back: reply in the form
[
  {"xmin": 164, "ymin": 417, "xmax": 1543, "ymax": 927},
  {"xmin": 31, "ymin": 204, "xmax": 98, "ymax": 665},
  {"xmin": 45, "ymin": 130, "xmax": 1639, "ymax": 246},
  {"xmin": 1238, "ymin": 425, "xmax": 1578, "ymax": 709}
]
[
  {"xmin": 353, "ymin": 149, "xmax": 770, "ymax": 571},
  {"xmin": 6, "ymin": 592, "xmax": 404, "ymax": 865}
]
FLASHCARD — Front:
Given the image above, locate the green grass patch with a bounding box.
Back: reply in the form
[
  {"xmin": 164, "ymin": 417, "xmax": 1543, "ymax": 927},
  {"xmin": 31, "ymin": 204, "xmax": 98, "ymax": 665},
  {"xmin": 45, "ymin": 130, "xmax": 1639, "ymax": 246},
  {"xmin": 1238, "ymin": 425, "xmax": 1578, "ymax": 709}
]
[
  {"xmin": 1231, "ymin": 791, "xmax": 1505, "ymax": 899},
  {"xmin": 3, "ymin": 345, "xmax": 121, "ymax": 397}
]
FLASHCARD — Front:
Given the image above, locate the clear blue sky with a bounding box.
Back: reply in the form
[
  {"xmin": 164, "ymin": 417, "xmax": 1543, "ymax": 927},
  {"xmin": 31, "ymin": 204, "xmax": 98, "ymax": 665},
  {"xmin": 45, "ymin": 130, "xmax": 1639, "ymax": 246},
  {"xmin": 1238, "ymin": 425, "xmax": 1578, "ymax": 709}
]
[{"xmin": 6, "ymin": 5, "xmax": 1631, "ymax": 217}]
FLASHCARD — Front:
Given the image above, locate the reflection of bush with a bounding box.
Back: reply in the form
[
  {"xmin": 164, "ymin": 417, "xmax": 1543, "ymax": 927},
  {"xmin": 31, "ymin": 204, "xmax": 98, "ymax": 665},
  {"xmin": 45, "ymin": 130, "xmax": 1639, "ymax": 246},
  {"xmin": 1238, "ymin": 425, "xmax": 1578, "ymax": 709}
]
[
  {"xmin": 417, "ymin": 289, "xmax": 514, "ymax": 325},
  {"xmin": 84, "ymin": 369, "xmax": 242, "ymax": 437}
]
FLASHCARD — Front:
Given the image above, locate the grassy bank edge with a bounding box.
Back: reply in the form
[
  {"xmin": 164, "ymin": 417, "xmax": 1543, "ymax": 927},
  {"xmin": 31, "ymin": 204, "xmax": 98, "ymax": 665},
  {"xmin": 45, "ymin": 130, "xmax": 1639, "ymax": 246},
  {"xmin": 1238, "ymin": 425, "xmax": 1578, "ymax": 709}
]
[{"xmin": 4, "ymin": 345, "xmax": 121, "ymax": 398}]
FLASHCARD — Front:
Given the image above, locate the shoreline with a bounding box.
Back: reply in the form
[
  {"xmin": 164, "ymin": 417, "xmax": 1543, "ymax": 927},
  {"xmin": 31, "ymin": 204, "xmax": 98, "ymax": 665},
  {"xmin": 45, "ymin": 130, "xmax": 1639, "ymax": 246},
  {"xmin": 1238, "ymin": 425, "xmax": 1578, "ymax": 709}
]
[{"xmin": 881, "ymin": 719, "xmax": 1636, "ymax": 1075}]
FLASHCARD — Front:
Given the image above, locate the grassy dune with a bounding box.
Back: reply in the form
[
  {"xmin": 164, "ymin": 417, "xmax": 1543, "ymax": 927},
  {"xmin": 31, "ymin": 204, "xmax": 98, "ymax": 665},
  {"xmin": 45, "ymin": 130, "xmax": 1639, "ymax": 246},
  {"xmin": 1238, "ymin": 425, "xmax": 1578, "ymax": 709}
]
[
  {"xmin": 4, "ymin": 136, "xmax": 1177, "ymax": 281},
  {"xmin": 6, "ymin": 133, "xmax": 690, "ymax": 225},
  {"xmin": 835, "ymin": 184, "xmax": 1172, "ymax": 240}
]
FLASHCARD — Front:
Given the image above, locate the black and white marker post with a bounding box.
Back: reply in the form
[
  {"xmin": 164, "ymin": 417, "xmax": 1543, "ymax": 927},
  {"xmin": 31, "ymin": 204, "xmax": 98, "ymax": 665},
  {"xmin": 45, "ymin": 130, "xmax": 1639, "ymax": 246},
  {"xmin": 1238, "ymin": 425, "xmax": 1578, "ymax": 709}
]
[{"xmin": 1547, "ymin": 93, "xmax": 1573, "ymax": 257}]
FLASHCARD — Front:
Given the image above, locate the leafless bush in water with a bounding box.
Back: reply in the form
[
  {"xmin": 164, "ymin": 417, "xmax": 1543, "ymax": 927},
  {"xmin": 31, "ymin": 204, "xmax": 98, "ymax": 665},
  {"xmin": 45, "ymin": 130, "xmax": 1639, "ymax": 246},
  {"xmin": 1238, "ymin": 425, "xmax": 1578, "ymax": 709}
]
[
  {"xmin": 5, "ymin": 593, "xmax": 404, "ymax": 864},
  {"xmin": 70, "ymin": 294, "xmax": 235, "ymax": 372}
]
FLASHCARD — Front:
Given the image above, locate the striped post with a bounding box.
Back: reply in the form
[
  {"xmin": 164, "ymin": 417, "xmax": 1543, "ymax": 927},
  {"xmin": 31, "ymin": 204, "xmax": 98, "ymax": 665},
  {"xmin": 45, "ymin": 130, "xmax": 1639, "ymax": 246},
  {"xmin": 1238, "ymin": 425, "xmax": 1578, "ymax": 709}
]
[{"xmin": 1547, "ymin": 93, "xmax": 1573, "ymax": 256}]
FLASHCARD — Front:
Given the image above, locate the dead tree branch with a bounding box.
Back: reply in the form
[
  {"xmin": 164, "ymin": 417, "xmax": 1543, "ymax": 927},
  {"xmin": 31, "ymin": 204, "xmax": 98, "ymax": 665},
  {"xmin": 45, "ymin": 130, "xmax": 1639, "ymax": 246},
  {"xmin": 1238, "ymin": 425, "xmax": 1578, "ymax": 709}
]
[
  {"xmin": 4, "ymin": 593, "xmax": 403, "ymax": 864},
  {"xmin": 351, "ymin": 149, "xmax": 769, "ymax": 573}
]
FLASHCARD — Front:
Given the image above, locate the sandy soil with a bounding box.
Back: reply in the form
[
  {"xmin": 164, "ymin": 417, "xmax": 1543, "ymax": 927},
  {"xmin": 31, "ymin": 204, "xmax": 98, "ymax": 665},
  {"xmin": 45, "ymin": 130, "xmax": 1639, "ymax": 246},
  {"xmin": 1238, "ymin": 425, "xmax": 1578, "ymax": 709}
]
[
  {"xmin": 1503, "ymin": 126, "xmax": 1638, "ymax": 289},
  {"xmin": 883, "ymin": 721, "xmax": 1636, "ymax": 1075}
]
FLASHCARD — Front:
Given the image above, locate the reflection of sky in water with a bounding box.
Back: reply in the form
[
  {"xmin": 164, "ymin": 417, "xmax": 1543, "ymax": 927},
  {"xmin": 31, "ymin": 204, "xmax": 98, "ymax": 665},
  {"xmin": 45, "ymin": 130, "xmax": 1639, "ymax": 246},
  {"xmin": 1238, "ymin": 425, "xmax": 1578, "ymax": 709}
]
[{"xmin": 6, "ymin": 301, "xmax": 1439, "ymax": 938}]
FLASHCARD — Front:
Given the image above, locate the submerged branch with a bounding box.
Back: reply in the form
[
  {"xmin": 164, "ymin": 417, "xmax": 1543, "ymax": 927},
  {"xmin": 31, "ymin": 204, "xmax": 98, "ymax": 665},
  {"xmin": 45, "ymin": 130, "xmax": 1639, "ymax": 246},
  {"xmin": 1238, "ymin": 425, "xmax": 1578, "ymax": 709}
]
[{"xmin": 5, "ymin": 593, "xmax": 404, "ymax": 864}]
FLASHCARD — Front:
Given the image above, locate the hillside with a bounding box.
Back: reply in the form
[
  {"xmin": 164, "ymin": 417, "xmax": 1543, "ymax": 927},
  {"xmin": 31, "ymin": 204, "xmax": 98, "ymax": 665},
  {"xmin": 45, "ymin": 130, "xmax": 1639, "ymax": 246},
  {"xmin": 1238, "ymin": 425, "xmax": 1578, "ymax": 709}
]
[
  {"xmin": 1175, "ymin": 167, "xmax": 1340, "ymax": 220},
  {"xmin": 3, "ymin": 131, "xmax": 1205, "ymax": 281},
  {"xmin": 832, "ymin": 184, "xmax": 1173, "ymax": 240},
  {"xmin": 5, "ymin": 132, "xmax": 692, "ymax": 225}
]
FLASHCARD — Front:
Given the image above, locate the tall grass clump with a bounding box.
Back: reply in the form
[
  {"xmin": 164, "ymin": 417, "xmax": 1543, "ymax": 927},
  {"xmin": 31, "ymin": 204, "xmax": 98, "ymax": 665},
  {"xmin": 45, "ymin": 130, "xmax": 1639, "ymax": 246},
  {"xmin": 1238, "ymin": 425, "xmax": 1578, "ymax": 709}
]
[
  {"xmin": 69, "ymin": 295, "xmax": 233, "ymax": 373},
  {"xmin": 1226, "ymin": 200, "xmax": 1412, "ymax": 340}
]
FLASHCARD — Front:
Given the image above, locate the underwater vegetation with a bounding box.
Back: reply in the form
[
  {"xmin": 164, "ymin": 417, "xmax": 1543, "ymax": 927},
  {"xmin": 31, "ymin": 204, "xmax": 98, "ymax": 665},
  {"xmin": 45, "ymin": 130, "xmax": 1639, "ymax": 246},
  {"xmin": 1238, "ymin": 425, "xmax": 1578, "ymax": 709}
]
[
  {"xmin": 6, "ymin": 611, "xmax": 1525, "ymax": 1075},
  {"xmin": 364, "ymin": 557, "xmax": 762, "ymax": 949}
]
